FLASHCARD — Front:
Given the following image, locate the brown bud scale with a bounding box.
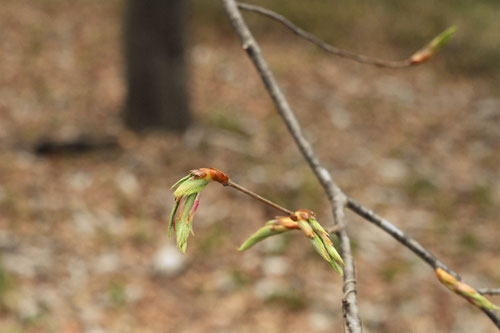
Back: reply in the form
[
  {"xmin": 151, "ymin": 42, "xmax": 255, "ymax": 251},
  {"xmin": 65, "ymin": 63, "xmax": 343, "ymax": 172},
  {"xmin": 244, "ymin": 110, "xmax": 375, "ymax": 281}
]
[
  {"xmin": 290, "ymin": 209, "xmax": 315, "ymax": 221},
  {"xmin": 190, "ymin": 168, "xmax": 229, "ymax": 185},
  {"xmin": 275, "ymin": 216, "xmax": 300, "ymax": 229}
]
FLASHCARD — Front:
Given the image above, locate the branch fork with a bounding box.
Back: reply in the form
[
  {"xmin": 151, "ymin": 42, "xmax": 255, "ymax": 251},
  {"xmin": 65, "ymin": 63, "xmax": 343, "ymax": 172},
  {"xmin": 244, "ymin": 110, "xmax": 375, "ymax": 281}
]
[
  {"xmin": 170, "ymin": 1, "xmax": 499, "ymax": 331},
  {"xmin": 220, "ymin": 0, "xmax": 499, "ymax": 330}
]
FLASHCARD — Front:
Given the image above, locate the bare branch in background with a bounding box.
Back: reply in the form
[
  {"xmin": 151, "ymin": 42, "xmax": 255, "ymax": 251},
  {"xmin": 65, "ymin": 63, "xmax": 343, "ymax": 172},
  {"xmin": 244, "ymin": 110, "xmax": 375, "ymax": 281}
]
[
  {"xmin": 238, "ymin": 2, "xmax": 456, "ymax": 68},
  {"xmin": 221, "ymin": 0, "xmax": 362, "ymax": 331},
  {"xmin": 479, "ymin": 288, "xmax": 500, "ymax": 296}
]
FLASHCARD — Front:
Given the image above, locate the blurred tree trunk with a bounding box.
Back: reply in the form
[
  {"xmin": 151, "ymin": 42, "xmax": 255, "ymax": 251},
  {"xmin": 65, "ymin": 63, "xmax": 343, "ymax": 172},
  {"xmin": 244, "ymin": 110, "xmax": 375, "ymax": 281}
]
[{"xmin": 123, "ymin": 0, "xmax": 190, "ymax": 132}]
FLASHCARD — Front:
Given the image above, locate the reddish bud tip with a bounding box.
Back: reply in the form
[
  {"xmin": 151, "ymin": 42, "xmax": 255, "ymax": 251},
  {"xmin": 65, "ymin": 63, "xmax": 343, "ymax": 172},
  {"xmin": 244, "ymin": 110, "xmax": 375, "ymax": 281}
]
[{"xmin": 190, "ymin": 168, "xmax": 229, "ymax": 185}]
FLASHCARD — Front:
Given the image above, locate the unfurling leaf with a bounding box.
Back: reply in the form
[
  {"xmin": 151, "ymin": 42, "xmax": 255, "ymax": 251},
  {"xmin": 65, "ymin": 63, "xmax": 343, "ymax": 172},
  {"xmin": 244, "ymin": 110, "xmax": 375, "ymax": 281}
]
[
  {"xmin": 175, "ymin": 193, "xmax": 200, "ymax": 253},
  {"xmin": 242, "ymin": 209, "xmax": 344, "ymax": 275},
  {"xmin": 410, "ymin": 26, "xmax": 457, "ymax": 64},
  {"xmin": 291, "ymin": 209, "xmax": 344, "ymax": 275},
  {"xmin": 173, "ymin": 178, "xmax": 209, "ymax": 199},
  {"xmin": 297, "ymin": 219, "xmax": 315, "ymax": 238},
  {"xmin": 310, "ymin": 233, "xmax": 343, "ymax": 275},
  {"xmin": 238, "ymin": 217, "xmax": 298, "ymax": 251},
  {"xmin": 168, "ymin": 198, "xmax": 181, "ymax": 236},
  {"xmin": 308, "ymin": 218, "xmax": 344, "ymax": 266},
  {"xmin": 436, "ymin": 268, "xmax": 499, "ymax": 310},
  {"xmin": 169, "ymin": 168, "xmax": 229, "ymax": 253}
]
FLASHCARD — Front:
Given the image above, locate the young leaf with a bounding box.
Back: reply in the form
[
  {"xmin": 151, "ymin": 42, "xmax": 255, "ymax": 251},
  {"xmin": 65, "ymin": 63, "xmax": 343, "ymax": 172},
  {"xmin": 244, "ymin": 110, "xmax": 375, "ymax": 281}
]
[
  {"xmin": 238, "ymin": 224, "xmax": 284, "ymax": 251},
  {"xmin": 173, "ymin": 178, "xmax": 209, "ymax": 198},
  {"xmin": 309, "ymin": 218, "xmax": 344, "ymax": 266},
  {"xmin": 168, "ymin": 199, "xmax": 181, "ymax": 236},
  {"xmin": 410, "ymin": 26, "xmax": 457, "ymax": 64},
  {"xmin": 297, "ymin": 219, "xmax": 315, "ymax": 238},
  {"xmin": 238, "ymin": 218, "xmax": 297, "ymax": 251},
  {"xmin": 169, "ymin": 169, "xmax": 225, "ymax": 253},
  {"xmin": 170, "ymin": 174, "xmax": 192, "ymax": 190},
  {"xmin": 291, "ymin": 210, "xmax": 344, "ymax": 274},
  {"xmin": 175, "ymin": 193, "xmax": 199, "ymax": 253}
]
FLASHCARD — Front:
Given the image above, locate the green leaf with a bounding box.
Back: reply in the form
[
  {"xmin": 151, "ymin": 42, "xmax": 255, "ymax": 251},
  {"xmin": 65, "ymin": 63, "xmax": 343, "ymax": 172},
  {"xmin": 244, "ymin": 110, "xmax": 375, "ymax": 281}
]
[
  {"xmin": 175, "ymin": 193, "xmax": 198, "ymax": 253},
  {"xmin": 311, "ymin": 233, "xmax": 343, "ymax": 275},
  {"xmin": 309, "ymin": 218, "xmax": 344, "ymax": 266},
  {"xmin": 170, "ymin": 174, "xmax": 192, "ymax": 190},
  {"xmin": 429, "ymin": 25, "xmax": 457, "ymax": 51},
  {"xmin": 310, "ymin": 234, "xmax": 333, "ymax": 264},
  {"xmin": 324, "ymin": 242, "xmax": 344, "ymax": 267},
  {"xmin": 173, "ymin": 178, "xmax": 209, "ymax": 198},
  {"xmin": 326, "ymin": 257, "xmax": 343, "ymax": 275},
  {"xmin": 168, "ymin": 199, "xmax": 181, "ymax": 236},
  {"xmin": 238, "ymin": 221, "xmax": 289, "ymax": 251},
  {"xmin": 297, "ymin": 219, "xmax": 315, "ymax": 238},
  {"xmin": 308, "ymin": 218, "xmax": 328, "ymax": 237}
]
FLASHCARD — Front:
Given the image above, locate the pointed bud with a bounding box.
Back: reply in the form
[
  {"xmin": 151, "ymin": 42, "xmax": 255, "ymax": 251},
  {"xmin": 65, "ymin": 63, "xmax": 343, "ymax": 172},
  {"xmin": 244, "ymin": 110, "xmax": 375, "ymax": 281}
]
[
  {"xmin": 327, "ymin": 257, "xmax": 343, "ymax": 275},
  {"xmin": 309, "ymin": 218, "xmax": 344, "ymax": 266},
  {"xmin": 410, "ymin": 26, "xmax": 457, "ymax": 64},
  {"xmin": 310, "ymin": 233, "xmax": 333, "ymax": 263},
  {"xmin": 436, "ymin": 268, "xmax": 499, "ymax": 310},
  {"xmin": 324, "ymin": 240, "xmax": 344, "ymax": 267},
  {"xmin": 308, "ymin": 217, "xmax": 328, "ymax": 236},
  {"xmin": 309, "ymin": 234, "xmax": 343, "ymax": 276},
  {"xmin": 297, "ymin": 220, "xmax": 315, "ymax": 238}
]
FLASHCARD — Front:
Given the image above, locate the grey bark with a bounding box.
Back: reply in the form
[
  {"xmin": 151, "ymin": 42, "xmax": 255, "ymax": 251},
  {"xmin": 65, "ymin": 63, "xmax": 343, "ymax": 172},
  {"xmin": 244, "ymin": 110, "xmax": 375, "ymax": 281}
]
[{"xmin": 124, "ymin": 0, "xmax": 190, "ymax": 132}]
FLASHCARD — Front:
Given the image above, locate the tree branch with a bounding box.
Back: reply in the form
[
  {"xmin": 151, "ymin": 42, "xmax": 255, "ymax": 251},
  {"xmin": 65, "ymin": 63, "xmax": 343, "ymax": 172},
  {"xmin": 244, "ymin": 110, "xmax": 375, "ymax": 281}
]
[
  {"xmin": 346, "ymin": 198, "xmax": 500, "ymax": 327},
  {"xmin": 237, "ymin": 2, "xmax": 437, "ymax": 68},
  {"xmin": 221, "ymin": 0, "xmax": 362, "ymax": 332},
  {"xmin": 478, "ymin": 288, "xmax": 500, "ymax": 296},
  {"xmin": 346, "ymin": 198, "xmax": 457, "ymax": 277}
]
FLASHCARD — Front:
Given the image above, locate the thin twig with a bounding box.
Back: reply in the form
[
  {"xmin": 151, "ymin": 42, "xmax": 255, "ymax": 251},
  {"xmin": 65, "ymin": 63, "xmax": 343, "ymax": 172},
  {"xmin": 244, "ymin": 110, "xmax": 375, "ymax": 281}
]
[
  {"xmin": 221, "ymin": 1, "xmax": 362, "ymax": 331},
  {"xmin": 238, "ymin": 2, "xmax": 413, "ymax": 68},
  {"xmin": 226, "ymin": 179, "xmax": 293, "ymax": 215},
  {"xmin": 346, "ymin": 198, "xmax": 457, "ymax": 277},
  {"xmin": 478, "ymin": 288, "xmax": 500, "ymax": 296}
]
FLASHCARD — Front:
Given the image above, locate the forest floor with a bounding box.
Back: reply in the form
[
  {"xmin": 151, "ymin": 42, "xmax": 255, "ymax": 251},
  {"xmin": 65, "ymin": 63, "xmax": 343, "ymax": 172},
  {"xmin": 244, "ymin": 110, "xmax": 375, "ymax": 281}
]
[{"xmin": 0, "ymin": 1, "xmax": 499, "ymax": 333}]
